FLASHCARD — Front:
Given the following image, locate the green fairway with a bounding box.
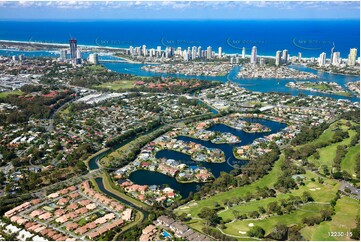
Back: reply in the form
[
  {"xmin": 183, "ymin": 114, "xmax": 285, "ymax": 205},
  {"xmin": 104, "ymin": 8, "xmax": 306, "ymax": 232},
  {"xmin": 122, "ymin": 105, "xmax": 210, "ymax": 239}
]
[
  {"xmin": 300, "ymin": 196, "xmax": 359, "ymax": 241},
  {"xmin": 96, "ymin": 80, "xmax": 136, "ymax": 90},
  {"xmin": 341, "ymin": 144, "xmax": 360, "ymax": 177},
  {"xmin": 175, "ymin": 154, "xmax": 284, "ymax": 218},
  {"xmin": 222, "ymin": 203, "xmax": 331, "ymax": 237},
  {"xmin": 0, "ymin": 90, "xmax": 23, "ymax": 98},
  {"xmin": 308, "ymin": 129, "xmax": 357, "ymax": 169}
]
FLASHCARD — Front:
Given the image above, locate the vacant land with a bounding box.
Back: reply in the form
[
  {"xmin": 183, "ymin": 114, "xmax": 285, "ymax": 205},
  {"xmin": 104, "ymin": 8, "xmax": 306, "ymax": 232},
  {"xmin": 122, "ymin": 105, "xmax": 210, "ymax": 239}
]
[
  {"xmin": 96, "ymin": 80, "xmax": 136, "ymax": 90},
  {"xmin": 0, "ymin": 90, "xmax": 23, "ymax": 98}
]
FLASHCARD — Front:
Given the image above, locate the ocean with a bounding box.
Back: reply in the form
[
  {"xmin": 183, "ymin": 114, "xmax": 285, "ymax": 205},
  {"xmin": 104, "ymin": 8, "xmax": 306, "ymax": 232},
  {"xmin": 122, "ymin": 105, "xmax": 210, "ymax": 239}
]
[{"xmin": 0, "ymin": 20, "xmax": 359, "ymax": 58}]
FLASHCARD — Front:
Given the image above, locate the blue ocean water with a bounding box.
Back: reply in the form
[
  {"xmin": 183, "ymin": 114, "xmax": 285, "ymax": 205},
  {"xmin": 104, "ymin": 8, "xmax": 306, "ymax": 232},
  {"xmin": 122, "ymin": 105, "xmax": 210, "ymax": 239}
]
[{"xmin": 0, "ymin": 20, "xmax": 359, "ymax": 58}]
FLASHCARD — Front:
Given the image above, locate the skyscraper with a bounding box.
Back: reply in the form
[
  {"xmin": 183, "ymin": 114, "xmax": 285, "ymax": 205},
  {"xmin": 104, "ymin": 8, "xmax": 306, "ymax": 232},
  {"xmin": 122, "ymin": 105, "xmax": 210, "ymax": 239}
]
[
  {"xmin": 206, "ymin": 46, "xmax": 212, "ymax": 59},
  {"xmin": 60, "ymin": 49, "xmax": 67, "ymax": 60},
  {"xmin": 183, "ymin": 50, "xmax": 189, "ymax": 62},
  {"xmin": 250, "ymin": 46, "xmax": 257, "ymax": 65},
  {"xmin": 330, "ymin": 46, "xmax": 335, "ymax": 63},
  {"xmin": 218, "ymin": 47, "xmax": 222, "ymax": 59},
  {"xmin": 332, "ymin": 52, "xmax": 341, "ymax": 66},
  {"xmin": 242, "ymin": 47, "xmax": 246, "ymax": 58},
  {"xmin": 319, "ymin": 52, "xmax": 326, "ymax": 67},
  {"xmin": 275, "ymin": 51, "xmax": 282, "ymax": 66},
  {"xmin": 260, "ymin": 58, "xmax": 265, "ymax": 66},
  {"xmin": 76, "ymin": 49, "xmax": 82, "ymax": 59},
  {"xmin": 347, "ymin": 48, "xmax": 357, "ymax": 66},
  {"xmin": 192, "ymin": 46, "xmax": 197, "ymax": 60},
  {"xmin": 282, "ymin": 49, "xmax": 288, "ymax": 64},
  {"xmin": 69, "ymin": 39, "xmax": 77, "ymax": 59},
  {"xmin": 298, "ymin": 52, "xmax": 302, "ymax": 62},
  {"xmin": 197, "ymin": 46, "xmax": 202, "ymax": 58}
]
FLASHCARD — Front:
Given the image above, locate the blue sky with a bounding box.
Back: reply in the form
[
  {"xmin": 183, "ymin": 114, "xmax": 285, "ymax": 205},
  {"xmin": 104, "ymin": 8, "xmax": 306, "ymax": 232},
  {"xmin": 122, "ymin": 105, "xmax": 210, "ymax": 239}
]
[{"xmin": 0, "ymin": 1, "xmax": 359, "ymax": 20}]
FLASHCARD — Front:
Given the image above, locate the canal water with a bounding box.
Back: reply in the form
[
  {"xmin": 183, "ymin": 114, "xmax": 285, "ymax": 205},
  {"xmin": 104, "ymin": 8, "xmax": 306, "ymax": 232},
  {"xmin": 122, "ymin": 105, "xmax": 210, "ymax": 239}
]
[{"xmin": 128, "ymin": 118, "xmax": 286, "ymax": 198}]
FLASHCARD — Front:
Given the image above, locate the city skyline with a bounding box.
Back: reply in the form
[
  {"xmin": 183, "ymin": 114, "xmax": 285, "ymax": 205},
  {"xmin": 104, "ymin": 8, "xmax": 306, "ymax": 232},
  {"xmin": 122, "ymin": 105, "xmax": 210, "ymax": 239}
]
[{"xmin": 0, "ymin": 0, "xmax": 359, "ymax": 20}]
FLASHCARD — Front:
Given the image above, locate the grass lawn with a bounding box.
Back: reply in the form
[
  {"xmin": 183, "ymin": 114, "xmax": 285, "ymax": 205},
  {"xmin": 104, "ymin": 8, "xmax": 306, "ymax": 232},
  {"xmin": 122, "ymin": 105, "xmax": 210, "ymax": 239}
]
[
  {"xmin": 341, "ymin": 144, "xmax": 360, "ymax": 177},
  {"xmin": 86, "ymin": 65, "xmax": 106, "ymax": 71},
  {"xmin": 307, "ymin": 129, "xmax": 356, "ymax": 169},
  {"xmin": 222, "ymin": 203, "xmax": 331, "ymax": 237},
  {"xmin": 0, "ymin": 90, "xmax": 23, "ymax": 98},
  {"xmin": 96, "ymin": 80, "xmax": 136, "ymax": 90},
  {"xmin": 175, "ymin": 154, "xmax": 284, "ymax": 218},
  {"xmin": 300, "ymin": 196, "xmax": 359, "ymax": 241}
]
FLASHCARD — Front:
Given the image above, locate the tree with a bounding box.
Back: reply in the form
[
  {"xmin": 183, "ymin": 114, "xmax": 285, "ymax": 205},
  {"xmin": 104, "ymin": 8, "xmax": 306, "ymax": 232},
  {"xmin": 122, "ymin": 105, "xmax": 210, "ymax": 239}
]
[
  {"xmin": 247, "ymin": 226, "xmax": 265, "ymax": 238},
  {"xmin": 301, "ymin": 191, "xmax": 314, "ymax": 203},
  {"xmin": 198, "ymin": 207, "xmax": 221, "ymax": 226},
  {"xmin": 270, "ymin": 224, "xmax": 288, "ymax": 240}
]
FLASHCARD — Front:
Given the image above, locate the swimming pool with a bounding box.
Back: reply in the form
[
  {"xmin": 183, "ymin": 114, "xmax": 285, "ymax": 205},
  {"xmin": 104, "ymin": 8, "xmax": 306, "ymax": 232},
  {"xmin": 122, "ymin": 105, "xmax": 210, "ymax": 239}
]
[{"xmin": 162, "ymin": 230, "xmax": 172, "ymax": 238}]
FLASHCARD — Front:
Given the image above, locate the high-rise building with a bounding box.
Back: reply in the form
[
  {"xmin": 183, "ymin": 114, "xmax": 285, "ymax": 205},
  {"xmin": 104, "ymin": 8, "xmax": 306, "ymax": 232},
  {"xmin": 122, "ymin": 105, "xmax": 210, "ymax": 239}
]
[
  {"xmin": 230, "ymin": 56, "xmax": 234, "ymax": 64},
  {"xmin": 183, "ymin": 50, "xmax": 189, "ymax": 62},
  {"xmin": 242, "ymin": 47, "xmax": 246, "ymax": 58},
  {"xmin": 275, "ymin": 51, "xmax": 282, "ymax": 66},
  {"xmin": 218, "ymin": 47, "xmax": 222, "ymax": 59},
  {"xmin": 298, "ymin": 52, "xmax": 302, "ymax": 62},
  {"xmin": 191, "ymin": 46, "xmax": 197, "ymax": 60},
  {"xmin": 60, "ymin": 49, "xmax": 67, "ymax": 60},
  {"xmin": 69, "ymin": 39, "xmax": 77, "ymax": 59},
  {"xmin": 330, "ymin": 46, "xmax": 335, "ymax": 63},
  {"xmin": 76, "ymin": 49, "xmax": 82, "ymax": 59},
  {"xmin": 332, "ymin": 52, "xmax": 341, "ymax": 66},
  {"xmin": 282, "ymin": 49, "xmax": 288, "ymax": 64},
  {"xmin": 319, "ymin": 52, "xmax": 326, "ymax": 67},
  {"xmin": 88, "ymin": 53, "xmax": 99, "ymax": 65},
  {"xmin": 142, "ymin": 45, "xmax": 147, "ymax": 57},
  {"xmin": 206, "ymin": 46, "xmax": 212, "ymax": 59},
  {"xmin": 347, "ymin": 48, "xmax": 357, "ymax": 66},
  {"xmin": 260, "ymin": 58, "xmax": 265, "ymax": 66},
  {"xmin": 250, "ymin": 46, "xmax": 257, "ymax": 65},
  {"xmin": 197, "ymin": 46, "xmax": 202, "ymax": 58}
]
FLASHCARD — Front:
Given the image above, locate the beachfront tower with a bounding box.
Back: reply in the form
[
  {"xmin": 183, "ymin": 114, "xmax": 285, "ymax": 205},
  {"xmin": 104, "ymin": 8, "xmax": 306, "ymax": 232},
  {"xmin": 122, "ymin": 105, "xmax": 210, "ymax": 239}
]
[
  {"xmin": 347, "ymin": 48, "xmax": 357, "ymax": 66},
  {"xmin": 69, "ymin": 38, "xmax": 77, "ymax": 59},
  {"xmin": 275, "ymin": 51, "xmax": 282, "ymax": 66},
  {"xmin": 60, "ymin": 49, "xmax": 67, "ymax": 60},
  {"xmin": 250, "ymin": 46, "xmax": 257, "ymax": 65},
  {"xmin": 282, "ymin": 49, "xmax": 288, "ymax": 64},
  {"xmin": 298, "ymin": 52, "xmax": 302, "ymax": 62},
  {"xmin": 319, "ymin": 52, "xmax": 326, "ymax": 67},
  {"xmin": 242, "ymin": 47, "xmax": 246, "ymax": 58},
  {"xmin": 332, "ymin": 52, "xmax": 341, "ymax": 66},
  {"xmin": 206, "ymin": 46, "xmax": 212, "ymax": 59},
  {"xmin": 218, "ymin": 47, "xmax": 222, "ymax": 59}
]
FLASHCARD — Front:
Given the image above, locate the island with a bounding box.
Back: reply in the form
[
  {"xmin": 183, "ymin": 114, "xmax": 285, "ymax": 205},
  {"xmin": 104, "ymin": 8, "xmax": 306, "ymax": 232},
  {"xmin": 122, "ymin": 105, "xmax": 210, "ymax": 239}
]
[
  {"xmin": 286, "ymin": 81, "xmax": 353, "ymax": 97},
  {"xmin": 141, "ymin": 62, "xmax": 234, "ymax": 76},
  {"xmin": 237, "ymin": 63, "xmax": 317, "ymax": 79}
]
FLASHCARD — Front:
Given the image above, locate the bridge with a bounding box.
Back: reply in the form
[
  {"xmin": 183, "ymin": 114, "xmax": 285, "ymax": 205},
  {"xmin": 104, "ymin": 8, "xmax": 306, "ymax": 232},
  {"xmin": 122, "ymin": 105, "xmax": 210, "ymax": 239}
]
[{"xmin": 98, "ymin": 59, "xmax": 129, "ymax": 63}]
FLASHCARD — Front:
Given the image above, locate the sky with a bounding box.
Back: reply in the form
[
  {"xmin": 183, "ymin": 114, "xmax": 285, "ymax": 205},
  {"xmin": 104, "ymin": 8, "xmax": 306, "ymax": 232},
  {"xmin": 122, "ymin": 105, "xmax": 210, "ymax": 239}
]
[{"xmin": 0, "ymin": 0, "xmax": 359, "ymax": 20}]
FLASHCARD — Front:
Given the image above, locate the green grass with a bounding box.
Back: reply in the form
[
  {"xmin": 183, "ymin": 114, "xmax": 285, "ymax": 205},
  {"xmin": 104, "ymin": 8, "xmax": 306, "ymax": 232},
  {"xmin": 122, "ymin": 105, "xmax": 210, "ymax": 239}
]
[
  {"xmin": 222, "ymin": 203, "xmax": 331, "ymax": 237},
  {"xmin": 341, "ymin": 144, "xmax": 360, "ymax": 177},
  {"xmin": 300, "ymin": 196, "xmax": 359, "ymax": 241},
  {"xmin": 0, "ymin": 90, "xmax": 23, "ymax": 98},
  {"xmin": 308, "ymin": 129, "xmax": 357, "ymax": 169},
  {"xmin": 86, "ymin": 65, "xmax": 106, "ymax": 71},
  {"xmin": 175, "ymin": 154, "xmax": 284, "ymax": 218},
  {"xmin": 96, "ymin": 80, "xmax": 136, "ymax": 90}
]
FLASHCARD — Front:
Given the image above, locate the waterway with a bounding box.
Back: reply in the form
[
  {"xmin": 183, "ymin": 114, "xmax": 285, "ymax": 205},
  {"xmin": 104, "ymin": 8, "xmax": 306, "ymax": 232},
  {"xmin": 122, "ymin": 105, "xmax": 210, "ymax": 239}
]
[{"xmin": 128, "ymin": 118, "xmax": 286, "ymax": 198}]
